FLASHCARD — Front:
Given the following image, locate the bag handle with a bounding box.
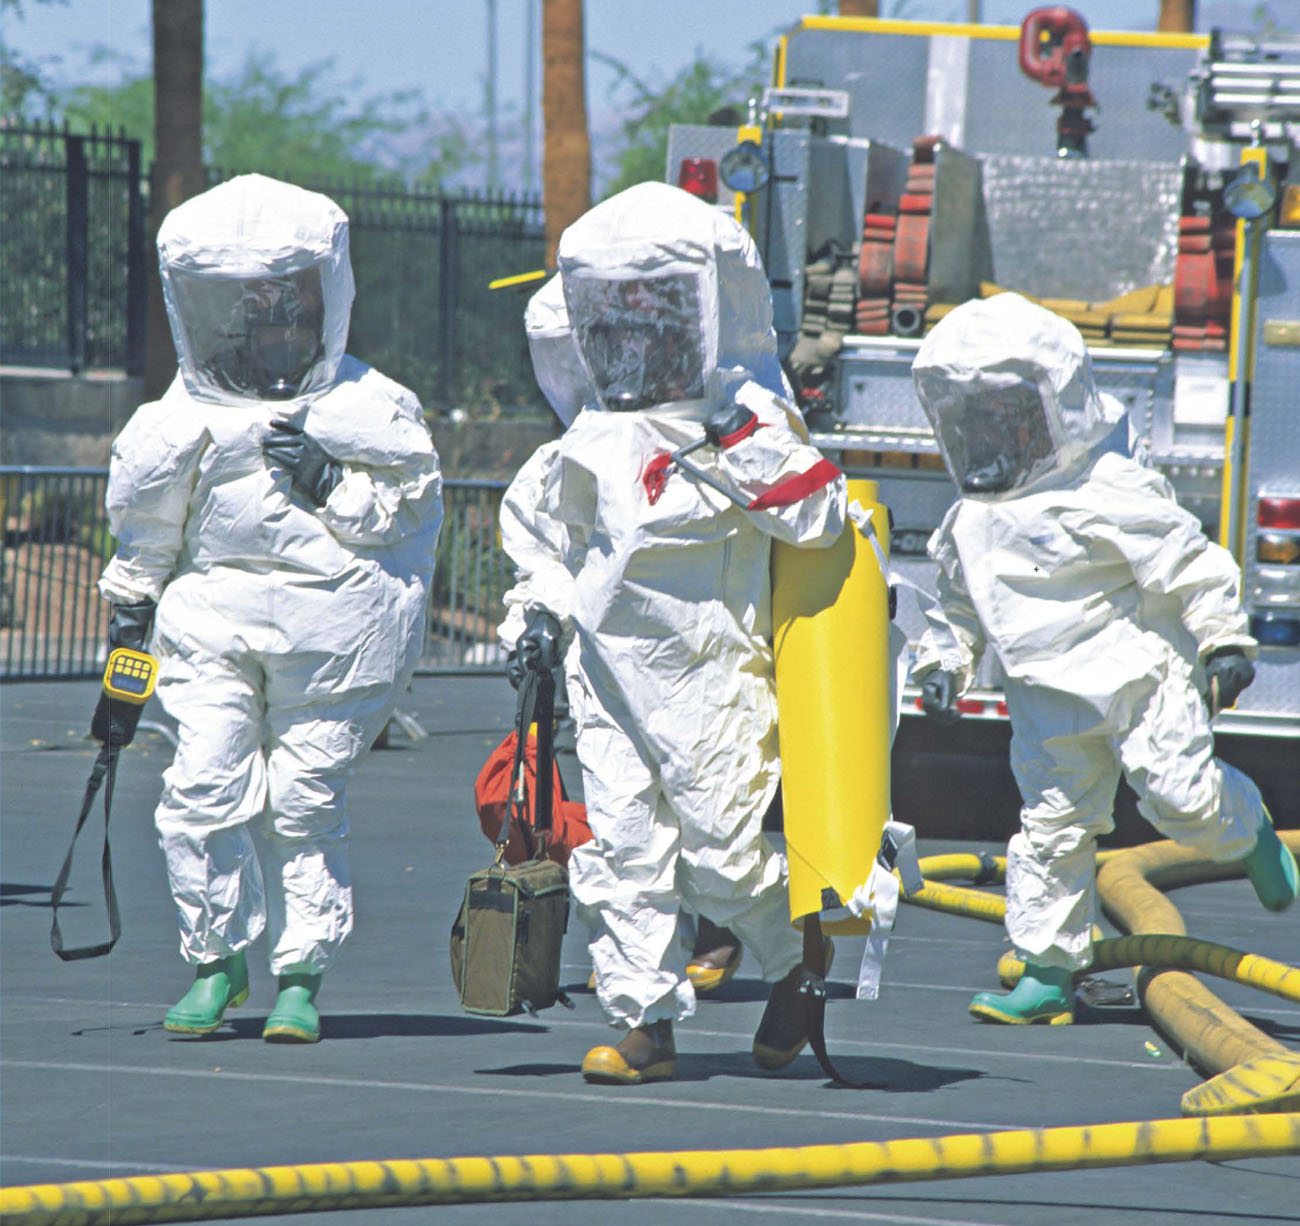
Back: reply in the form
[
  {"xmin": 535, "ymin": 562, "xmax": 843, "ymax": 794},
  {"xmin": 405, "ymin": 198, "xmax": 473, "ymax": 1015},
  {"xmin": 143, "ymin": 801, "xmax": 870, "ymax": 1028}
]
[{"xmin": 496, "ymin": 668, "xmax": 558, "ymax": 859}]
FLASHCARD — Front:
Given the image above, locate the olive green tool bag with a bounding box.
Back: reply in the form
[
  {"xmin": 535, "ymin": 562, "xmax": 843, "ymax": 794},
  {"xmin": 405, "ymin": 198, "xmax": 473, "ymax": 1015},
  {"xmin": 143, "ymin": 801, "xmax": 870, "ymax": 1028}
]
[
  {"xmin": 450, "ymin": 856, "xmax": 570, "ymax": 1016},
  {"xmin": 450, "ymin": 669, "xmax": 572, "ymax": 1016}
]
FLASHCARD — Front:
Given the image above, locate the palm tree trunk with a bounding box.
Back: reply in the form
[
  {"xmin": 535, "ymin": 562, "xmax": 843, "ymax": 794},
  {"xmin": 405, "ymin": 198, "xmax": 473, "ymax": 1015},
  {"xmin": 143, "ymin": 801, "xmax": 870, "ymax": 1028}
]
[
  {"xmin": 542, "ymin": 0, "xmax": 590, "ymax": 268},
  {"xmin": 1157, "ymin": 0, "xmax": 1195, "ymax": 32},
  {"xmin": 838, "ymin": 1, "xmax": 879, "ymax": 15},
  {"xmin": 146, "ymin": 0, "xmax": 204, "ymax": 399}
]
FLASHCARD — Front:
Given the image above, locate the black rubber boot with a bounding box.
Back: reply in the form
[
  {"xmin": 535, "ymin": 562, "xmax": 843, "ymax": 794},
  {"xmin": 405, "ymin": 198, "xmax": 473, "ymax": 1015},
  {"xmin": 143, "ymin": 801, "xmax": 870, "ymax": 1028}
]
[
  {"xmin": 581, "ymin": 1019, "xmax": 675, "ymax": 1084},
  {"xmin": 686, "ymin": 918, "xmax": 742, "ymax": 993},
  {"xmin": 752, "ymin": 940, "xmax": 833, "ymax": 1070}
]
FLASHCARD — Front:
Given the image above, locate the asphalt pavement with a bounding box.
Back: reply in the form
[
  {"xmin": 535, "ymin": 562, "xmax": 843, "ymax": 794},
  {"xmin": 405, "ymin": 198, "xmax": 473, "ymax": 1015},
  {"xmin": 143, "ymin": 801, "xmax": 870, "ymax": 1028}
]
[{"xmin": 3, "ymin": 673, "xmax": 1298, "ymax": 1225}]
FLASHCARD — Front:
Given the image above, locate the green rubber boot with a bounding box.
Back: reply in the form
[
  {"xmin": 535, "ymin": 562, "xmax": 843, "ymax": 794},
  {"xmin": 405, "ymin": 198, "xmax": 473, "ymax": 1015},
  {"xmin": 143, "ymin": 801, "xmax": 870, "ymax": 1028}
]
[
  {"xmin": 1242, "ymin": 816, "xmax": 1299, "ymax": 913},
  {"xmin": 163, "ymin": 953, "xmax": 249, "ymax": 1034},
  {"xmin": 262, "ymin": 969, "xmax": 323, "ymax": 1043},
  {"xmin": 969, "ymin": 961, "xmax": 1074, "ymax": 1025}
]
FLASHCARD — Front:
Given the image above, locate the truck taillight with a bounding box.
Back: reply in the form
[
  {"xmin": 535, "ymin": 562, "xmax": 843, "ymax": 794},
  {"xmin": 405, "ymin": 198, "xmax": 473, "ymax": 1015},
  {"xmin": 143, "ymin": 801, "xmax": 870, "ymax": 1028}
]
[
  {"xmin": 677, "ymin": 158, "xmax": 718, "ymax": 203},
  {"xmin": 1280, "ymin": 185, "xmax": 1300, "ymax": 229},
  {"xmin": 1258, "ymin": 532, "xmax": 1300, "ymax": 565},
  {"xmin": 1251, "ymin": 610, "xmax": 1300, "ymax": 647},
  {"xmin": 1258, "ymin": 497, "xmax": 1300, "ymax": 531}
]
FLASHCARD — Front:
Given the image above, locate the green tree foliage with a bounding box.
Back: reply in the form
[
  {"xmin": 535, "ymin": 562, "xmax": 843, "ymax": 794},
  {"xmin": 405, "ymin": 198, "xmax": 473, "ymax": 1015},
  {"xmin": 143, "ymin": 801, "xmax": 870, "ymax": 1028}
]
[
  {"xmin": 39, "ymin": 49, "xmax": 475, "ymax": 185},
  {"xmin": 55, "ymin": 54, "xmax": 152, "ymax": 139},
  {"xmin": 1252, "ymin": 4, "xmax": 1295, "ymax": 35},
  {"xmin": 203, "ymin": 51, "xmax": 472, "ymax": 184},
  {"xmin": 0, "ymin": 0, "xmax": 66, "ymax": 116},
  {"xmin": 596, "ymin": 41, "xmax": 770, "ymax": 199},
  {"xmin": 1, "ymin": 39, "xmax": 55, "ymax": 114}
]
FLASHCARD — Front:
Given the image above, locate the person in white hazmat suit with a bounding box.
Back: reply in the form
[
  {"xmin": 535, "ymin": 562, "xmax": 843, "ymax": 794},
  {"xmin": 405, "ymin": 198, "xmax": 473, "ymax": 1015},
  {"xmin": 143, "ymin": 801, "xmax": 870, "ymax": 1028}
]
[
  {"xmin": 911, "ymin": 292, "xmax": 1298, "ymax": 1025},
  {"xmin": 501, "ymin": 182, "xmax": 846, "ymax": 1083},
  {"xmin": 522, "ymin": 273, "xmax": 592, "ymax": 429},
  {"xmin": 524, "ymin": 272, "xmax": 753, "ymax": 995},
  {"xmin": 97, "ymin": 174, "xmax": 443, "ymax": 1043}
]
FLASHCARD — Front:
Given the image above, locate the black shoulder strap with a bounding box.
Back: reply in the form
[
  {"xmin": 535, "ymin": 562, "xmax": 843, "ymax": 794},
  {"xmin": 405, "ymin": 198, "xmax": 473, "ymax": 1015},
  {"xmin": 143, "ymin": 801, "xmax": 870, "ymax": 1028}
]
[
  {"xmin": 498, "ymin": 673, "xmax": 535, "ymax": 858},
  {"xmin": 50, "ymin": 744, "xmax": 123, "ymax": 961},
  {"xmin": 801, "ymin": 915, "xmax": 884, "ymax": 1089},
  {"xmin": 496, "ymin": 669, "xmax": 559, "ymax": 859}
]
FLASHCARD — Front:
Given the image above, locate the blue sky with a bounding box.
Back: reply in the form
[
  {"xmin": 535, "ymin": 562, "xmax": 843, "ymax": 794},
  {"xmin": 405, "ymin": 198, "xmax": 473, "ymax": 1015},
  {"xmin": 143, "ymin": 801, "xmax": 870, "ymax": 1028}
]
[{"xmin": 4, "ymin": 0, "xmax": 1279, "ymax": 188}]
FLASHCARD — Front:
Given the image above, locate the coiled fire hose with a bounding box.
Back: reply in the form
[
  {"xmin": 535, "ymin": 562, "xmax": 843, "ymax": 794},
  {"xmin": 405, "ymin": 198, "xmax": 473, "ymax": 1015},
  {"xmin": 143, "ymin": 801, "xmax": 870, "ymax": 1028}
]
[
  {"xmin": 913, "ymin": 854, "xmax": 1300, "ymax": 1011},
  {"xmin": 1096, "ymin": 833, "xmax": 1300, "ymax": 1116},
  {"xmin": 6, "ymin": 844, "xmax": 1298, "ymax": 1223},
  {"xmin": 902, "ymin": 841, "xmax": 1300, "ymax": 1116}
]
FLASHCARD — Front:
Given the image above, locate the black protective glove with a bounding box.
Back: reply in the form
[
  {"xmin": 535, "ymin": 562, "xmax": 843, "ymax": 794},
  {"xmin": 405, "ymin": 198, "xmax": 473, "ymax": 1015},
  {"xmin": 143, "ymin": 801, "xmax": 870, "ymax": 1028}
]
[
  {"xmin": 107, "ymin": 598, "xmax": 157, "ymax": 651},
  {"xmin": 702, "ymin": 404, "xmax": 758, "ymax": 448},
  {"xmin": 263, "ymin": 420, "xmax": 344, "ymax": 507},
  {"xmin": 1204, "ymin": 647, "xmax": 1255, "ymax": 712},
  {"xmin": 920, "ymin": 670, "xmax": 961, "ymax": 726},
  {"xmin": 517, "ymin": 610, "xmax": 562, "ymax": 678},
  {"xmin": 506, "ymin": 650, "xmax": 527, "ymax": 691}
]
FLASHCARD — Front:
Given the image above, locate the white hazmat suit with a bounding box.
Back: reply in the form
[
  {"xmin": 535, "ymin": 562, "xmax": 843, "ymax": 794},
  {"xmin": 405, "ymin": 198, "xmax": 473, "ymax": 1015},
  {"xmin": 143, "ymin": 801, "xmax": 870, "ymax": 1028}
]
[
  {"xmin": 524, "ymin": 273, "xmax": 595, "ymax": 427},
  {"xmin": 100, "ymin": 174, "xmax": 443, "ymax": 982},
  {"xmin": 912, "ymin": 293, "xmax": 1268, "ymax": 973},
  {"xmin": 499, "ymin": 183, "xmax": 845, "ymax": 1033}
]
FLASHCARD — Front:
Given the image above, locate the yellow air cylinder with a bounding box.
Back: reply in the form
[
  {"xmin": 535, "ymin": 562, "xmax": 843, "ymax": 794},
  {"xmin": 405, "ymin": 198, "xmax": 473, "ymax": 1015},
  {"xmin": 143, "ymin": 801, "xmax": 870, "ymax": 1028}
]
[{"xmin": 772, "ymin": 477, "xmax": 892, "ymax": 932}]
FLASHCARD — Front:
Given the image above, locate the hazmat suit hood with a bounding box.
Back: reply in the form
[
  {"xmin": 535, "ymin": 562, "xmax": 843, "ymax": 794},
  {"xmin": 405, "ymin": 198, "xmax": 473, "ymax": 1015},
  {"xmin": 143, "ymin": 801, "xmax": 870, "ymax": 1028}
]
[
  {"xmin": 158, "ymin": 173, "xmax": 355, "ymax": 405},
  {"xmin": 525, "ymin": 273, "xmax": 596, "ymax": 427},
  {"xmin": 912, "ymin": 293, "xmax": 1115, "ymax": 498},
  {"xmin": 557, "ymin": 181, "xmax": 787, "ymax": 417}
]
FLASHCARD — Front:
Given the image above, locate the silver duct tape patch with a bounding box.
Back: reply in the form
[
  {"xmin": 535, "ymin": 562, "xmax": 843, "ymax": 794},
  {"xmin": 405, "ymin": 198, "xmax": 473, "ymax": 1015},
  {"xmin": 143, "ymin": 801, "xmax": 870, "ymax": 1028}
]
[{"xmin": 979, "ymin": 157, "xmax": 1182, "ymax": 304}]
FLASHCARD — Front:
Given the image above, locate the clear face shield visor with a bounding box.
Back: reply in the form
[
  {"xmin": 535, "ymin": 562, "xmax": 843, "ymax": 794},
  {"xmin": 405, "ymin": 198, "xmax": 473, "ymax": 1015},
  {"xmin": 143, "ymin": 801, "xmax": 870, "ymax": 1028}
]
[
  {"xmin": 563, "ymin": 272, "xmax": 706, "ymax": 412},
  {"xmin": 168, "ymin": 265, "xmax": 327, "ymax": 401},
  {"xmin": 919, "ymin": 380, "xmax": 1059, "ymax": 494}
]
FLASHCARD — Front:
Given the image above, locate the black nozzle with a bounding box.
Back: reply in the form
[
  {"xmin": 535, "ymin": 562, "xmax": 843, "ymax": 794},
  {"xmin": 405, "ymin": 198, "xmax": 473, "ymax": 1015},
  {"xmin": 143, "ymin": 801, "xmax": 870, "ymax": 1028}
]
[{"xmin": 892, "ymin": 305, "xmax": 924, "ymax": 338}]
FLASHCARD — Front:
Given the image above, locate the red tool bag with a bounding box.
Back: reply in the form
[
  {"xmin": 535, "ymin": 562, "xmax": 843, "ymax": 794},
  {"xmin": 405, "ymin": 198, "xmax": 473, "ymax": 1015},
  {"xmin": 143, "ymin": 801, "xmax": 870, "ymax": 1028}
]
[{"xmin": 474, "ymin": 715, "xmax": 592, "ymax": 868}]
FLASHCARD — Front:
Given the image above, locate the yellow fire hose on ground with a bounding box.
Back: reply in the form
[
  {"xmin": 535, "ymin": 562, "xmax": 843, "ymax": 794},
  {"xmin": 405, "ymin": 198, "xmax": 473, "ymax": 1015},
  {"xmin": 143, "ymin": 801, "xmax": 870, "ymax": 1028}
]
[
  {"xmin": 3, "ymin": 1115, "xmax": 1298, "ymax": 1225},
  {"xmin": 1096, "ymin": 832, "xmax": 1300, "ymax": 1116},
  {"xmin": 997, "ymin": 933, "xmax": 1300, "ymax": 1008},
  {"xmin": 902, "ymin": 851, "xmax": 1116, "ymax": 924},
  {"xmin": 902, "ymin": 839, "xmax": 1300, "ymax": 1116},
  {"xmin": 922, "ymin": 855, "xmax": 1300, "ymax": 1013},
  {"xmin": 8, "ymin": 843, "xmax": 1298, "ymax": 1222}
]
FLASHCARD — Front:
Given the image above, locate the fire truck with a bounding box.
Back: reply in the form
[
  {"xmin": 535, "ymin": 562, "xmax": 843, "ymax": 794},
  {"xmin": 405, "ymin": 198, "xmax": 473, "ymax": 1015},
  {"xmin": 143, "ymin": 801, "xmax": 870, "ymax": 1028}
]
[{"xmin": 667, "ymin": 12, "xmax": 1300, "ymax": 740}]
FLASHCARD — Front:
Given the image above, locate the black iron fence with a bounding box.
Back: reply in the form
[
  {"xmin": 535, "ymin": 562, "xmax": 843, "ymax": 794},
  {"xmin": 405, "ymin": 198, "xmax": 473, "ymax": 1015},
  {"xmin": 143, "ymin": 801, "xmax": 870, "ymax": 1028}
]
[
  {"xmin": 0, "ymin": 467, "xmax": 509, "ymax": 680},
  {"xmin": 0, "ymin": 123, "xmax": 147, "ymax": 373},
  {"xmin": 1, "ymin": 123, "xmax": 549, "ymax": 412},
  {"xmin": 298, "ymin": 176, "xmax": 546, "ymax": 414}
]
